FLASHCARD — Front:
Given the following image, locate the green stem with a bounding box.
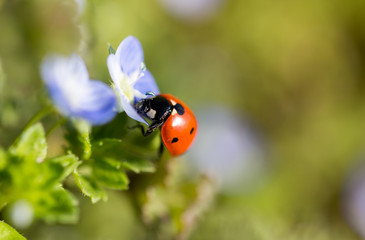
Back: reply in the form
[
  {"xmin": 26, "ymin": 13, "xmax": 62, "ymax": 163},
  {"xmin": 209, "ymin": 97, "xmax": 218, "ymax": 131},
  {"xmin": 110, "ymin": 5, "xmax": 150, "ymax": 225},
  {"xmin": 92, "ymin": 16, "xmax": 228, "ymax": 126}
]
[
  {"xmin": 12, "ymin": 105, "xmax": 55, "ymax": 145},
  {"xmin": 46, "ymin": 117, "xmax": 66, "ymax": 138}
]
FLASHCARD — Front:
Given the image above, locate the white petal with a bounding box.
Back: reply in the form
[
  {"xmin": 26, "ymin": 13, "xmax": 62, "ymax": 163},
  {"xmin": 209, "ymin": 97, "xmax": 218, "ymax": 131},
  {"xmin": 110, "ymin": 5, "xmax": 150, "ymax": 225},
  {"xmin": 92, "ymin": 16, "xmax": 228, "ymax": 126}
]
[{"xmin": 107, "ymin": 53, "xmax": 124, "ymax": 84}]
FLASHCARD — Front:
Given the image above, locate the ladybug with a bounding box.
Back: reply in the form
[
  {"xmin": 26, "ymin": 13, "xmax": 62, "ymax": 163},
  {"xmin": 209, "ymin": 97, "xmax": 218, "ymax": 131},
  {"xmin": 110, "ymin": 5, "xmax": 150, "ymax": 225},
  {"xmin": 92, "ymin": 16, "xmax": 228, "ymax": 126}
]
[{"xmin": 135, "ymin": 93, "xmax": 197, "ymax": 156}]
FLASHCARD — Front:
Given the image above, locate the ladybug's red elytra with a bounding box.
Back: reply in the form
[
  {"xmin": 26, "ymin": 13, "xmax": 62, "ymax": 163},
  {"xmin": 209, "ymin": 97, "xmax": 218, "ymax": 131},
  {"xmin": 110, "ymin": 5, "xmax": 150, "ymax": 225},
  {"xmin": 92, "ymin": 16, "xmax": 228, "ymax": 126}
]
[{"xmin": 135, "ymin": 93, "xmax": 197, "ymax": 156}]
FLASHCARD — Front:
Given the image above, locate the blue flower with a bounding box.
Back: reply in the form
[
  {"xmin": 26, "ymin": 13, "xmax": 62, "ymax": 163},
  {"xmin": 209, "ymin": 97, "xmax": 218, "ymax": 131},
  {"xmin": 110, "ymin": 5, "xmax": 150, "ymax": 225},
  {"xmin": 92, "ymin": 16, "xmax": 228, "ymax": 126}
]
[
  {"xmin": 343, "ymin": 162, "xmax": 365, "ymax": 239},
  {"xmin": 41, "ymin": 54, "xmax": 117, "ymax": 125},
  {"xmin": 107, "ymin": 36, "xmax": 159, "ymax": 125},
  {"xmin": 158, "ymin": 0, "xmax": 224, "ymax": 23},
  {"xmin": 187, "ymin": 105, "xmax": 266, "ymax": 193}
]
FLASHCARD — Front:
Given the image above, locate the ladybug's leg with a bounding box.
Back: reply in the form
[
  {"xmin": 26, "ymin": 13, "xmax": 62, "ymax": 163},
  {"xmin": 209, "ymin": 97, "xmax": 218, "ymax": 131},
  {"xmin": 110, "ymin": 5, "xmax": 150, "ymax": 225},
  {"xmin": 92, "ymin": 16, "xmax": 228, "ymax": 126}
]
[
  {"xmin": 129, "ymin": 121, "xmax": 164, "ymax": 136},
  {"xmin": 144, "ymin": 120, "xmax": 164, "ymax": 136}
]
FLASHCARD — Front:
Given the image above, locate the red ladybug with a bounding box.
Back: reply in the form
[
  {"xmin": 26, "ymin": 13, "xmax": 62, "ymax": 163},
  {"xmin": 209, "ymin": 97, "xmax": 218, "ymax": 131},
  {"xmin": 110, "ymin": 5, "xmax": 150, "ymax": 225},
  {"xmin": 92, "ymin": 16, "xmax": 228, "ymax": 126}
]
[{"xmin": 135, "ymin": 93, "xmax": 197, "ymax": 156}]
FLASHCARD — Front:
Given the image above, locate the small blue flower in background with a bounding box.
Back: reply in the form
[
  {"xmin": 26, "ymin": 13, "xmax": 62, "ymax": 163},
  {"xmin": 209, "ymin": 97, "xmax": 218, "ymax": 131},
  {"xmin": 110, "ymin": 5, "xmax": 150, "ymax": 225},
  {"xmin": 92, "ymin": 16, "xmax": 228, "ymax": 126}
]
[
  {"xmin": 41, "ymin": 54, "xmax": 117, "ymax": 125},
  {"xmin": 186, "ymin": 105, "xmax": 267, "ymax": 193},
  {"xmin": 107, "ymin": 36, "xmax": 159, "ymax": 125},
  {"xmin": 158, "ymin": 0, "xmax": 224, "ymax": 23},
  {"xmin": 343, "ymin": 161, "xmax": 365, "ymax": 239}
]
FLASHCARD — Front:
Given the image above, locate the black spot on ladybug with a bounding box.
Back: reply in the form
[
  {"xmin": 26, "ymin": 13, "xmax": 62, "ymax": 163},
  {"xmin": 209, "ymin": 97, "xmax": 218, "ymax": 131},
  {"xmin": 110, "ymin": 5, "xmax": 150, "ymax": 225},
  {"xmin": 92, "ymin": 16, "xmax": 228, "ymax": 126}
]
[
  {"xmin": 190, "ymin": 127, "xmax": 194, "ymax": 135},
  {"xmin": 174, "ymin": 103, "xmax": 185, "ymax": 115},
  {"xmin": 171, "ymin": 137, "xmax": 179, "ymax": 143}
]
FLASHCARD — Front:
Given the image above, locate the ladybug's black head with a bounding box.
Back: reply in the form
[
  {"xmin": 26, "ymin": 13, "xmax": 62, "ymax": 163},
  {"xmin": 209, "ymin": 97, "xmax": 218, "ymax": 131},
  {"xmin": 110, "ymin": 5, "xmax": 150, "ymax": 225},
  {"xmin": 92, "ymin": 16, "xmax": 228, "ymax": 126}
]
[
  {"xmin": 135, "ymin": 96, "xmax": 172, "ymax": 121},
  {"xmin": 135, "ymin": 98, "xmax": 152, "ymax": 117}
]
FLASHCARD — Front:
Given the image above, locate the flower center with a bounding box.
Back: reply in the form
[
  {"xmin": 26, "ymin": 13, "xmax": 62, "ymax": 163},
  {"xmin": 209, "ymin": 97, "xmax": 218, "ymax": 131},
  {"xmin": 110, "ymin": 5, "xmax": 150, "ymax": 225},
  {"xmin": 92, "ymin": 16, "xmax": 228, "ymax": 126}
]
[
  {"xmin": 114, "ymin": 71, "xmax": 141, "ymax": 103},
  {"xmin": 120, "ymin": 75, "xmax": 134, "ymax": 102}
]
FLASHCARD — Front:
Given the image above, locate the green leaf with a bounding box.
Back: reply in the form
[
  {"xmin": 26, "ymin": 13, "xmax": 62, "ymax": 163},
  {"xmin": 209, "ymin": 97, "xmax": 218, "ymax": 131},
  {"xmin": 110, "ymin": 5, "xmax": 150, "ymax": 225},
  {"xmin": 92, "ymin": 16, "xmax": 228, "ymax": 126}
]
[
  {"xmin": 41, "ymin": 154, "xmax": 80, "ymax": 188},
  {"xmin": 0, "ymin": 221, "xmax": 26, "ymax": 240},
  {"xmin": 0, "ymin": 148, "xmax": 6, "ymax": 170},
  {"xmin": 73, "ymin": 170, "xmax": 107, "ymax": 204},
  {"xmin": 92, "ymin": 138, "xmax": 122, "ymax": 156},
  {"xmin": 93, "ymin": 157, "xmax": 129, "ymax": 190},
  {"xmin": 91, "ymin": 114, "xmax": 129, "ymax": 140},
  {"xmin": 64, "ymin": 120, "xmax": 91, "ymax": 160},
  {"xmin": 36, "ymin": 187, "xmax": 78, "ymax": 224},
  {"xmin": 108, "ymin": 43, "xmax": 116, "ymax": 54},
  {"xmin": 121, "ymin": 158, "xmax": 155, "ymax": 173},
  {"xmin": 93, "ymin": 138, "xmax": 155, "ymax": 173},
  {"xmin": 0, "ymin": 170, "xmax": 11, "ymax": 206},
  {"xmin": 10, "ymin": 123, "xmax": 47, "ymax": 163}
]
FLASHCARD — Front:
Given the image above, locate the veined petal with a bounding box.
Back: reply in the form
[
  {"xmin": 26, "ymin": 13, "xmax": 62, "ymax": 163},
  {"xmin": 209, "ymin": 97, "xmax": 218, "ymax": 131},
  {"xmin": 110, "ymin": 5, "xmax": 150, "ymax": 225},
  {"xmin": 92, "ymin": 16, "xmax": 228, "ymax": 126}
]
[
  {"xmin": 41, "ymin": 54, "xmax": 89, "ymax": 85},
  {"xmin": 41, "ymin": 54, "xmax": 117, "ymax": 125},
  {"xmin": 41, "ymin": 54, "xmax": 89, "ymax": 115},
  {"xmin": 119, "ymin": 92, "xmax": 148, "ymax": 125},
  {"xmin": 133, "ymin": 69, "xmax": 160, "ymax": 102},
  {"xmin": 115, "ymin": 36, "xmax": 144, "ymax": 77},
  {"xmin": 72, "ymin": 80, "xmax": 117, "ymax": 125},
  {"xmin": 44, "ymin": 79, "xmax": 72, "ymax": 116},
  {"xmin": 106, "ymin": 36, "xmax": 160, "ymax": 125},
  {"xmin": 107, "ymin": 53, "xmax": 124, "ymax": 84}
]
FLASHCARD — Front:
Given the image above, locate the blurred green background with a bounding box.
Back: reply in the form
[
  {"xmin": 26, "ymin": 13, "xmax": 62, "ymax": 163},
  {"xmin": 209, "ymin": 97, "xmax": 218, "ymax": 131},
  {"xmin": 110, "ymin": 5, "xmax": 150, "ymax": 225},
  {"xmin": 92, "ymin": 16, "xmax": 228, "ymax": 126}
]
[{"xmin": 1, "ymin": 0, "xmax": 365, "ymax": 239}]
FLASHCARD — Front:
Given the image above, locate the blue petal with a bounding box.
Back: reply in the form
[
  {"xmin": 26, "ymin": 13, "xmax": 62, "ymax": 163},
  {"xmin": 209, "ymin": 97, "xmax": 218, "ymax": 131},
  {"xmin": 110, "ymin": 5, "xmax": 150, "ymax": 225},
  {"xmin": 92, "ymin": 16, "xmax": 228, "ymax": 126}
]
[
  {"xmin": 41, "ymin": 54, "xmax": 117, "ymax": 125},
  {"xmin": 41, "ymin": 54, "xmax": 89, "ymax": 115},
  {"xmin": 41, "ymin": 54, "xmax": 89, "ymax": 85},
  {"xmin": 133, "ymin": 69, "xmax": 160, "ymax": 102},
  {"xmin": 116, "ymin": 36, "xmax": 144, "ymax": 77},
  {"xmin": 72, "ymin": 80, "xmax": 117, "ymax": 125},
  {"xmin": 107, "ymin": 53, "xmax": 123, "ymax": 86},
  {"xmin": 119, "ymin": 92, "xmax": 148, "ymax": 125},
  {"xmin": 46, "ymin": 80, "xmax": 73, "ymax": 116}
]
